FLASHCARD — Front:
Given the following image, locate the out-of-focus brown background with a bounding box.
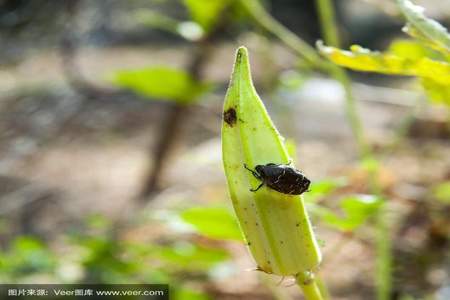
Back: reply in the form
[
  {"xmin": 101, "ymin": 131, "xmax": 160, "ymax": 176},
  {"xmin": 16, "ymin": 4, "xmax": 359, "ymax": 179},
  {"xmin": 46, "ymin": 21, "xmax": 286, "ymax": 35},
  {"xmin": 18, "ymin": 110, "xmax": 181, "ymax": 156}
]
[{"xmin": 0, "ymin": 1, "xmax": 449, "ymax": 299}]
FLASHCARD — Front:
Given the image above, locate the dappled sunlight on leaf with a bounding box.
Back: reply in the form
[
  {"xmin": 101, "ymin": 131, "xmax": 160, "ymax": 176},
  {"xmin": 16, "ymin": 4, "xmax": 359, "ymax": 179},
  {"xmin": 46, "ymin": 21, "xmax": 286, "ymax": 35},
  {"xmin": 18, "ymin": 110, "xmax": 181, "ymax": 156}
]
[{"xmin": 318, "ymin": 42, "xmax": 450, "ymax": 85}]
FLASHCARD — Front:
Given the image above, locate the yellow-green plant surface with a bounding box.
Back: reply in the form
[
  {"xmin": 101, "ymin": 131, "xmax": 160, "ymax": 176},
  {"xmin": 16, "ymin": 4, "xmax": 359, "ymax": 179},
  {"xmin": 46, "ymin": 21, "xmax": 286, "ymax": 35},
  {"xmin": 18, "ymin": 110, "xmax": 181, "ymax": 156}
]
[
  {"xmin": 317, "ymin": 42, "xmax": 450, "ymax": 84},
  {"xmin": 318, "ymin": 0, "xmax": 450, "ymax": 105},
  {"xmin": 221, "ymin": 47, "xmax": 321, "ymax": 276}
]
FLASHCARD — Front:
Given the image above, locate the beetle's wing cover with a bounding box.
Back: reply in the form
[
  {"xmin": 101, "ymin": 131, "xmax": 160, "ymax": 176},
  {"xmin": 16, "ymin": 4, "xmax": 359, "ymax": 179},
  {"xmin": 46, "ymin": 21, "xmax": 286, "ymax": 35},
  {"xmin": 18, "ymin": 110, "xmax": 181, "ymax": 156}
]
[{"xmin": 269, "ymin": 168, "xmax": 304, "ymax": 193}]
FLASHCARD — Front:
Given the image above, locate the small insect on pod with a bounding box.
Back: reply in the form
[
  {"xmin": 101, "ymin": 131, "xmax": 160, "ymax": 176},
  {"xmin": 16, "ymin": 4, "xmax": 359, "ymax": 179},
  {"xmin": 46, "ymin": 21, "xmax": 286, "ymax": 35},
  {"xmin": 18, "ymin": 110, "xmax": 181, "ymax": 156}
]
[{"xmin": 244, "ymin": 163, "xmax": 311, "ymax": 195}]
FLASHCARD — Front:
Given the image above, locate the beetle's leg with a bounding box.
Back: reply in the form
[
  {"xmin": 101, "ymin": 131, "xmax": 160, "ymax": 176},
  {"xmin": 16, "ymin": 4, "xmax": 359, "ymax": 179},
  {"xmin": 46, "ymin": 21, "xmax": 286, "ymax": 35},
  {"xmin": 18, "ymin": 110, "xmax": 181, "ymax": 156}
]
[
  {"xmin": 250, "ymin": 182, "xmax": 264, "ymax": 192},
  {"xmin": 244, "ymin": 164, "xmax": 261, "ymax": 180}
]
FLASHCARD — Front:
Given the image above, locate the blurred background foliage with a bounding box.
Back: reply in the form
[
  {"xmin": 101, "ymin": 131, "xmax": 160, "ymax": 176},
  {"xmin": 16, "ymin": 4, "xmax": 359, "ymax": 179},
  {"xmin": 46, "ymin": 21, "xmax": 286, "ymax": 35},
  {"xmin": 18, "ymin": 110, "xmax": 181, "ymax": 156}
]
[{"xmin": 0, "ymin": 0, "xmax": 449, "ymax": 299}]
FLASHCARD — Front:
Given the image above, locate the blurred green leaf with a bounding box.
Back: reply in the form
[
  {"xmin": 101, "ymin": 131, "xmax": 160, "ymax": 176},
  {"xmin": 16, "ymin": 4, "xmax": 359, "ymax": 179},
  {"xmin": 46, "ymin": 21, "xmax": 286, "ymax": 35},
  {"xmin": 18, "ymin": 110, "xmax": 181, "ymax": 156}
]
[
  {"xmin": 319, "ymin": 40, "xmax": 450, "ymax": 104},
  {"xmin": 86, "ymin": 214, "xmax": 112, "ymax": 230},
  {"xmin": 388, "ymin": 39, "xmax": 443, "ymax": 60},
  {"xmin": 183, "ymin": 0, "xmax": 231, "ymax": 32},
  {"xmin": 304, "ymin": 178, "xmax": 347, "ymax": 203},
  {"xmin": 173, "ymin": 287, "xmax": 211, "ymax": 300},
  {"xmin": 278, "ymin": 70, "xmax": 307, "ymax": 90},
  {"xmin": 180, "ymin": 207, "xmax": 243, "ymax": 241},
  {"xmin": 403, "ymin": 25, "xmax": 450, "ymax": 56},
  {"xmin": 12, "ymin": 237, "xmax": 56, "ymax": 271},
  {"xmin": 135, "ymin": 10, "xmax": 179, "ymax": 32},
  {"xmin": 142, "ymin": 269, "xmax": 172, "ymax": 284},
  {"xmin": 136, "ymin": 11, "xmax": 204, "ymax": 41},
  {"xmin": 154, "ymin": 242, "xmax": 229, "ymax": 271},
  {"xmin": 319, "ymin": 195, "xmax": 383, "ymax": 231},
  {"xmin": 0, "ymin": 237, "xmax": 57, "ymax": 280},
  {"xmin": 396, "ymin": 0, "xmax": 450, "ymax": 52},
  {"xmin": 113, "ymin": 67, "xmax": 210, "ymax": 104},
  {"xmin": 432, "ymin": 181, "xmax": 450, "ymax": 204},
  {"xmin": 420, "ymin": 77, "xmax": 450, "ymax": 105},
  {"xmin": 77, "ymin": 236, "xmax": 138, "ymax": 283},
  {"xmin": 361, "ymin": 156, "xmax": 380, "ymax": 173},
  {"xmin": 318, "ymin": 42, "xmax": 450, "ymax": 85},
  {"xmin": 318, "ymin": 1, "xmax": 450, "ymax": 106}
]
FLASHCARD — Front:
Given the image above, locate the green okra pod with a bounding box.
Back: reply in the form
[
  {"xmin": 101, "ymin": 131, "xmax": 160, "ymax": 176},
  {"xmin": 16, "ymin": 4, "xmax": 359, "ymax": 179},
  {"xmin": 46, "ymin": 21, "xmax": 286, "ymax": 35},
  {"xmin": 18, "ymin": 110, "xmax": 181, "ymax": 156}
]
[{"xmin": 222, "ymin": 46, "xmax": 322, "ymax": 276}]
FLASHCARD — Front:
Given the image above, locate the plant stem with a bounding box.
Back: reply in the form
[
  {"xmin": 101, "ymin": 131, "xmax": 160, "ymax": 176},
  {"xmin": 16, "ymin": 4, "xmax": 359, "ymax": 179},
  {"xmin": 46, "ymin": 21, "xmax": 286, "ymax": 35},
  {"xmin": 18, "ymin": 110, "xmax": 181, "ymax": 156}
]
[
  {"xmin": 296, "ymin": 272, "xmax": 324, "ymax": 300},
  {"xmin": 332, "ymin": 67, "xmax": 370, "ymax": 157},
  {"xmin": 242, "ymin": 0, "xmax": 369, "ymax": 158},
  {"xmin": 375, "ymin": 204, "xmax": 392, "ymax": 300},
  {"xmin": 314, "ymin": 0, "xmax": 369, "ymax": 158},
  {"xmin": 315, "ymin": 0, "xmax": 340, "ymax": 47},
  {"xmin": 258, "ymin": 274, "xmax": 293, "ymax": 300},
  {"xmin": 314, "ymin": 2, "xmax": 391, "ymax": 299},
  {"xmin": 140, "ymin": 103, "xmax": 189, "ymax": 197},
  {"xmin": 241, "ymin": 0, "xmax": 330, "ymax": 72}
]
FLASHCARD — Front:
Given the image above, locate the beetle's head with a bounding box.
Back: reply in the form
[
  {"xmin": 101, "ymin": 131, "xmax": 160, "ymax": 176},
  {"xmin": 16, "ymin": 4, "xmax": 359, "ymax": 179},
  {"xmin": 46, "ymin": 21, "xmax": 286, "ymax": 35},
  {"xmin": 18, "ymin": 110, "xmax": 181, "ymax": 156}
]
[
  {"xmin": 304, "ymin": 177, "xmax": 311, "ymax": 187},
  {"xmin": 255, "ymin": 165, "xmax": 265, "ymax": 175}
]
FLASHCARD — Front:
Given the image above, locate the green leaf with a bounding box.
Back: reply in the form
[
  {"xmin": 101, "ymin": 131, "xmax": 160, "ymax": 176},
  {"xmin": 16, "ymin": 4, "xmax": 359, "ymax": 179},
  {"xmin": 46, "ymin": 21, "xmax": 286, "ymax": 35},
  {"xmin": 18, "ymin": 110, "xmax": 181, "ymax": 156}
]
[
  {"xmin": 318, "ymin": 42, "xmax": 450, "ymax": 85},
  {"xmin": 319, "ymin": 195, "xmax": 382, "ymax": 231},
  {"xmin": 420, "ymin": 77, "xmax": 450, "ymax": 105},
  {"xmin": 304, "ymin": 178, "xmax": 347, "ymax": 203},
  {"xmin": 135, "ymin": 11, "xmax": 204, "ymax": 41},
  {"xmin": 396, "ymin": 0, "xmax": 450, "ymax": 52},
  {"xmin": 183, "ymin": 0, "xmax": 230, "ymax": 32},
  {"xmin": 432, "ymin": 181, "xmax": 450, "ymax": 204},
  {"xmin": 113, "ymin": 67, "xmax": 210, "ymax": 104},
  {"xmin": 403, "ymin": 25, "xmax": 450, "ymax": 57},
  {"xmin": 154, "ymin": 243, "xmax": 229, "ymax": 271},
  {"xmin": 173, "ymin": 288, "xmax": 211, "ymax": 300},
  {"xmin": 222, "ymin": 47, "xmax": 321, "ymax": 276},
  {"xmin": 180, "ymin": 207, "xmax": 243, "ymax": 241},
  {"xmin": 86, "ymin": 213, "xmax": 112, "ymax": 230},
  {"xmin": 388, "ymin": 39, "xmax": 443, "ymax": 60},
  {"xmin": 0, "ymin": 237, "xmax": 57, "ymax": 279},
  {"xmin": 278, "ymin": 70, "xmax": 307, "ymax": 90},
  {"xmin": 135, "ymin": 10, "xmax": 179, "ymax": 32}
]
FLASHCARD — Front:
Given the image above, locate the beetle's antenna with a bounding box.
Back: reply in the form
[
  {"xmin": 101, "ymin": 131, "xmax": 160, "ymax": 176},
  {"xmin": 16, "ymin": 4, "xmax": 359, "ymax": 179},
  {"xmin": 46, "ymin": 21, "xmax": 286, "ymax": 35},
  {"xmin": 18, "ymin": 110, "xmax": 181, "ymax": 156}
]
[
  {"xmin": 244, "ymin": 164, "xmax": 261, "ymax": 179},
  {"xmin": 243, "ymin": 163, "xmax": 253, "ymax": 172}
]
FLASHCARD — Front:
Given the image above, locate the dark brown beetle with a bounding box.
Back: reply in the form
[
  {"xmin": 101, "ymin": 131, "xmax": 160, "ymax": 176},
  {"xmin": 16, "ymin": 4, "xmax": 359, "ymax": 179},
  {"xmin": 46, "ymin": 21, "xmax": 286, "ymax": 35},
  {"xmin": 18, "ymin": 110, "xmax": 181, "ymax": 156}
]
[{"xmin": 244, "ymin": 163, "xmax": 310, "ymax": 195}]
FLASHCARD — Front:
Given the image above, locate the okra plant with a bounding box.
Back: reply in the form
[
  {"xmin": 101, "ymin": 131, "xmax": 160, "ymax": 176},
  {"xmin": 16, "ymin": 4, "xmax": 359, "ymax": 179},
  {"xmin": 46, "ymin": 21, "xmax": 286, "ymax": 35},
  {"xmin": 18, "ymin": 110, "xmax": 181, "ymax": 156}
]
[{"xmin": 222, "ymin": 46, "xmax": 323, "ymax": 300}]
